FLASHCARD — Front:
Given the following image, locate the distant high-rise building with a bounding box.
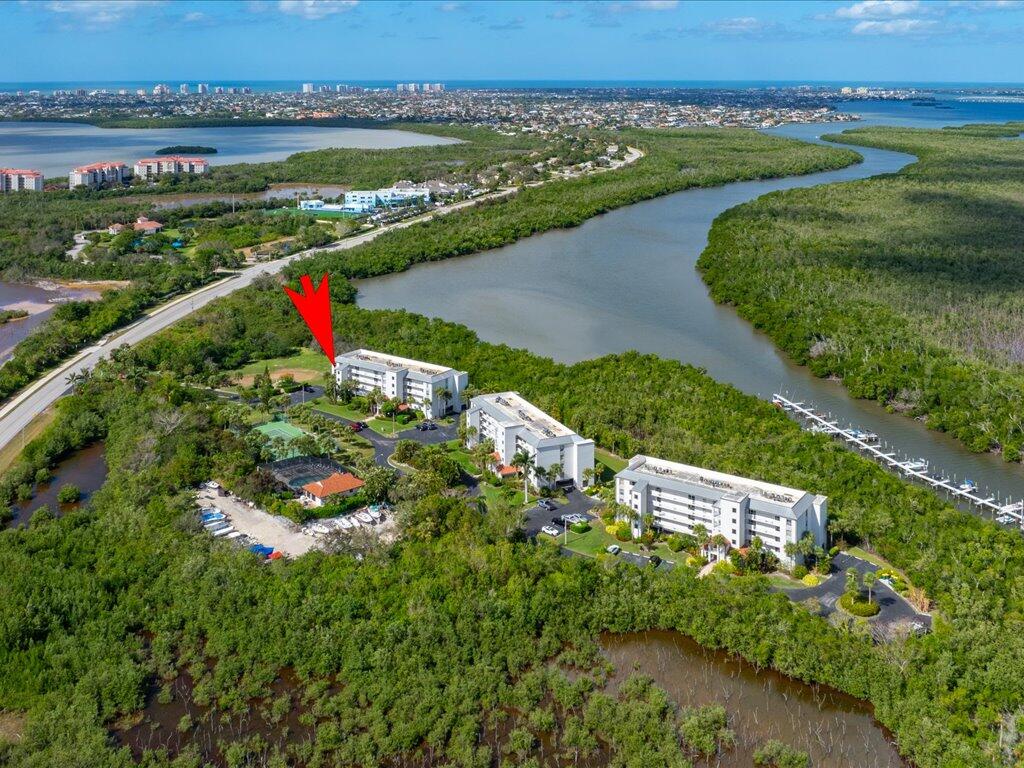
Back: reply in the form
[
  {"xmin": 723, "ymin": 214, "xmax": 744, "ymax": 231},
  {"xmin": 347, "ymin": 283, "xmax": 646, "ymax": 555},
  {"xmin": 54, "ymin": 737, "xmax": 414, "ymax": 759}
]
[
  {"xmin": 214, "ymin": 86, "xmax": 225, "ymax": 94},
  {"xmin": 0, "ymin": 168, "xmax": 44, "ymax": 193},
  {"xmin": 118, "ymin": 89, "xmax": 128, "ymax": 96},
  {"xmin": 179, "ymin": 83, "xmax": 189, "ymax": 94},
  {"xmin": 319, "ymin": 85, "xmax": 330, "ymax": 93},
  {"xmin": 134, "ymin": 156, "xmax": 209, "ymax": 179},
  {"xmin": 135, "ymin": 89, "xmax": 147, "ymax": 96},
  {"xmin": 197, "ymin": 83, "xmax": 209, "ymax": 94},
  {"xmin": 69, "ymin": 162, "xmax": 131, "ymax": 190},
  {"xmin": 152, "ymin": 83, "xmax": 171, "ymax": 96},
  {"xmin": 302, "ymin": 83, "xmax": 314, "ymax": 94}
]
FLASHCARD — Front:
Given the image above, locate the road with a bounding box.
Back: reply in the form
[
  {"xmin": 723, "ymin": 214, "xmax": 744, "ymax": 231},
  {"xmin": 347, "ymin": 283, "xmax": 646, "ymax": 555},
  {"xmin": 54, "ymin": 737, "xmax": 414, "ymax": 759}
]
[
  {"xmin": 0, "ymin": 146, "xmax": 645, "ymax": 457},
  {"xmin": 0, "ymin": 189, "xmax": 519, "ymax": 455}
]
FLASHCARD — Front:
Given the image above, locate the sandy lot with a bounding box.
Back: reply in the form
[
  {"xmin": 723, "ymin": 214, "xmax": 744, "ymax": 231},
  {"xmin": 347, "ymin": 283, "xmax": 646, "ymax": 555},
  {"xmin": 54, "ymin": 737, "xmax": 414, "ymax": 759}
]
[
  {"xmin": 0, "ymin": 711, "xmax": 26, "ymax": 744},
  {"xmin": 197, "ymin": 487, "xmax": 316, "ymax": 557},
  {"xmin": 236, "ymin": 367, "xmax": 323, "ymax": 387}
]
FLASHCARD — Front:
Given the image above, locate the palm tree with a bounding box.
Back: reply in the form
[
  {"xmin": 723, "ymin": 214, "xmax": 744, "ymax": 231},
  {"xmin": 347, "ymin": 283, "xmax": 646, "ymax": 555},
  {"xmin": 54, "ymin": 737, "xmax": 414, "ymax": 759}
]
[
  {"xmin": 546, "ymin": 462, "xmax": 563, "ymax": 487},
  {"xmin": 510, "ymin": 449, "xmax": 535, "ymax": 503},
  {"xmin": 582, "ymin": 466, "xmax": 596, "ymax": 487},
  {"xmin": 710, "ymin": 533, "xmax": 730, "ymax": 560},
  {"xmin": 692, "ymin": 524, "xmax": 710, "ymax": 556},
  {"xmin": 864, "ymin": 571, "xmax": 878, "ymax": 603},
  {"xmin": 845, "ymin": 567, "xmax": 861, "ymax": 598},
  {"xmin": 435, "ymin": 386, "xmax": 452, "ymax": 414}
]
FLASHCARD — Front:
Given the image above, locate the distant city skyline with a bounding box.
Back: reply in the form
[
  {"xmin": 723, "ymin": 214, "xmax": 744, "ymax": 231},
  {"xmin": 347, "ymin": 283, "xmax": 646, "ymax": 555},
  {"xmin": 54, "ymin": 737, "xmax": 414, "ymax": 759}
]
[{"xmin": 5, "ymin": 0, "xmax": 1024, "ymax": 84}]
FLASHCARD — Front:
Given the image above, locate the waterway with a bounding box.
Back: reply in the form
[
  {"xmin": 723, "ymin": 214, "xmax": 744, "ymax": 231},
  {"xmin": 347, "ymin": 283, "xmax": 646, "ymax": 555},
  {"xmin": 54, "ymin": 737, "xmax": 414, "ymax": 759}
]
[
  {"xmin": 601, "ymin": 631, "xmax": 903, "ymax": 767},
  {"xmin": 0, "ymin": 280, "xmax": 100, "ymax": 363},
  {"xmin": 9, "ymin": 442, "xmax": 108, "ymax": 527},
  {"xmin": 357, "ymin": 110, "xmax": 1024, "ymax": 505},
  {"xmin": 0, "ymin": 121, "xmax": 460, "ymax": 178}
]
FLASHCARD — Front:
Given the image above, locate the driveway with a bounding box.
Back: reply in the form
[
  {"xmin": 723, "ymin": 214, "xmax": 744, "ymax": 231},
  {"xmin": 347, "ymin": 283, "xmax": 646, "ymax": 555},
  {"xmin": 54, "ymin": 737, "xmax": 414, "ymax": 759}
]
[
  {"xmin": 314, "ymin": 407, "xmax": 458, "ymax": 467},
  {"xmin": 523, "ymin": 488, "xmax": 601, "ymax": 537},
  {"xmin": 782, "ymin": 552, "xmax": 931, "ymax": 637}
]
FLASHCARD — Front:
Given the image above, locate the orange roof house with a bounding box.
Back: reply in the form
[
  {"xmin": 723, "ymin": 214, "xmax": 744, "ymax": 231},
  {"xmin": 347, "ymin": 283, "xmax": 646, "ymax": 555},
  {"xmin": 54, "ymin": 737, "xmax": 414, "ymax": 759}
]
[
  {"xmin": 133, "ymin": 216, "xmax": 164, "ymax": 234},
  {"xmin": 302, "ymin": 472, "xmax": 365, "ymax": 502}
]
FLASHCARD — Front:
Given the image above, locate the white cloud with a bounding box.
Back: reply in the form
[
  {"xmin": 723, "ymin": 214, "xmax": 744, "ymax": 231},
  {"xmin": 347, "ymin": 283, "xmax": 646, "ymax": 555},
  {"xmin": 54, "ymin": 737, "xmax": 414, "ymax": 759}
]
[
  {"xmin": 277, "ymin": 0, "xmax": 358, "ymax": 20},
  {"xmin": 852, "ymin": 18, "xmax": 938, "ymax": 33},
  {"xmin": 633, "ymin": 0, "xmax": 679, "ymax": 9},
  {"xmin": 438, "ymin": 1, "xmax": 462, "ymax": 11},
  {"xmin": 705, "ymin": 16, "xmax": 768, "ymax": 35},
  {"xmin": 43, "ymin": 0, "xmax": 159, "ymax": 28},
  {"xmin": 835, "ymin": 1, "xmax": 921, "ymax": 19}
]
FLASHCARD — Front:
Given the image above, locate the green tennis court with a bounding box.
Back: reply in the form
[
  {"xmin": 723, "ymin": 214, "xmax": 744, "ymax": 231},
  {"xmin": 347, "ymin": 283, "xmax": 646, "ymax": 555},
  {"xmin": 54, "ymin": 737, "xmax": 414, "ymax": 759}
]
[{"xmin": 254, "ymin": 421, "xmax": 306, "ymax": 441}]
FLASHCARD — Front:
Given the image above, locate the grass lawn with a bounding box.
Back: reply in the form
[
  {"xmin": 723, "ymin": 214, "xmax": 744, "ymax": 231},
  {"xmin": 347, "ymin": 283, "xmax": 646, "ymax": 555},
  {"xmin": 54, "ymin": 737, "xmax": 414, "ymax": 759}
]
[
  {"xmin": 233, "ymin": 350, "xmax": 331, "ymax": 385},
  {"xmin": 595, "ymin": 448, "xmax": 627, "ymax": 482},
  {"xmin": 0, "ymin": 407, "xmax": 56, "ymax": 474},
  {"xmin": 443, "ymin": 440, "xmax": 480, "ymax": 476},
  {"xmin": 768, "ymin": 573, "xmax": 808, "ymax": 590},
  {"xmin": 313, "ymin": 401, "xmax": 418, "ymax": 436},
  {"xmin": 479, "ymin": 482, "xmax": 533, "ymax": 510},
  {"xmin": 552, "ymin": 521, "xmax": 679, "ymax": 562}
]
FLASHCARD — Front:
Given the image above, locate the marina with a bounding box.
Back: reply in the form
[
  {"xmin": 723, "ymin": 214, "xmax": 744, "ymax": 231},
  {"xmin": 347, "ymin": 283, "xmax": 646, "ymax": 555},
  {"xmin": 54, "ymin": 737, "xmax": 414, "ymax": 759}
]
[{"xmin": 772, "ymin": 393, "xmax": 1024, "ymax": 528}]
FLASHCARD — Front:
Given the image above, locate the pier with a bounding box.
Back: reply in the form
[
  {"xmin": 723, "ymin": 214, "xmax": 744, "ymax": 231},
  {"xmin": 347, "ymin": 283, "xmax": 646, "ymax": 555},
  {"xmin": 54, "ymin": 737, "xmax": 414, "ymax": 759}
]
[{"xmin": 772, "ymin": 393, "xmax": 1024, "ymax": 530}]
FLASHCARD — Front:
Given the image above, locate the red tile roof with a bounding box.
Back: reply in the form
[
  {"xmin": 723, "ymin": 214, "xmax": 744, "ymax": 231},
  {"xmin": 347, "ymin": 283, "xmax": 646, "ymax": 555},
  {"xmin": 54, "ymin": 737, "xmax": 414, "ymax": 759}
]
[
  {"xmin": 133, "ymin": 217, "xmax": 163, "ymax": 231},
  {"xmin": 72, "ymin": 162, "xmax": 127, "ymax": 172},
  {"xmin": 1, "ymin": 168, "xmax": 42, "ymax": 177},
  {"xmin": 302, "ymin": 472, "xmax": 364, "ymax": 499}
]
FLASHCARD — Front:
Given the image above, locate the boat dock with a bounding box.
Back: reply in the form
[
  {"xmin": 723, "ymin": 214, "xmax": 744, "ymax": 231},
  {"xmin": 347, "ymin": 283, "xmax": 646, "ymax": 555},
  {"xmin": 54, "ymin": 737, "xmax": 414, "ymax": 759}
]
[{"xmin": 772, "ymin": 393, "xmax": 1024, "ymax": 529}]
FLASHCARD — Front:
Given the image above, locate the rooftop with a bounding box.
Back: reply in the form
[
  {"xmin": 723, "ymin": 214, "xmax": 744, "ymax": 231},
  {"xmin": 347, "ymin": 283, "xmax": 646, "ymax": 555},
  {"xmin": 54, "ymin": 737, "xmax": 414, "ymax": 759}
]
[
  {"xmin": 620, "ymin": 455, "xmax": 807, "ymax": 508},
  {"xmin": 1, "ymin": 168, "xmax": 42, "ymax": 177},
  {"xmin": 72, "ymin": 161, "xmax": 127, "ymax": 172},
  {"xmin": 477, "ymin": 391, "xmax": 576, "ymax": 440},
  {"xmin": 302, "ymin": 472, "xmax": 364, "ymax": 499},
  {"xmin": 338, "ymin": 348, "xmax": 458, "ymax": 377},
  {"xmin": 135, "ymin": 156, "xmax": 209, "ymax": 164}
]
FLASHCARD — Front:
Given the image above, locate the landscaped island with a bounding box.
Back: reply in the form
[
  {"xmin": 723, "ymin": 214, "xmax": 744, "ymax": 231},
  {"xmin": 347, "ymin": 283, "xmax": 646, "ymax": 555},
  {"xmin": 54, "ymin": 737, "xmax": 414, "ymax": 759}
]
[
  {"xmin": 700, "ymin": 121, "xmax": 1024, "ymax": 461},
  {"xmin": 154, "ymin": 144, "xmax": 217, "ymax": 155}
]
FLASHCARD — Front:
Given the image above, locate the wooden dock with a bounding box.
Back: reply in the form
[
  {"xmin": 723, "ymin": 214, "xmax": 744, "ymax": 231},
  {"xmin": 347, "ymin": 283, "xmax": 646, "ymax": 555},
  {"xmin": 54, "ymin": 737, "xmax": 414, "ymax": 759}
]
[{"xmin": 772, "ymin": 393, "xmax": 1024, "ymax": 529}]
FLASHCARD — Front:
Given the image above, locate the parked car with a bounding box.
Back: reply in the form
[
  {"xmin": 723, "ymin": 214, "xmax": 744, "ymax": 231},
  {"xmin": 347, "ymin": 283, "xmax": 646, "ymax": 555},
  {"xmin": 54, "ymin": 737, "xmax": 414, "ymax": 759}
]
[
  {"xmin": 417, "ymin": 421, "xmax": 438, "ymax": 431},
  {"xmin": 606, "ymin": 544, "xmax": 621, "ymax": 555},
  {"xmin": 567, "ymin": 513, "xmax": 587, "ymax": 524},
  {"xmin": 649, "ymin": 555, "xmax": 663, "ymax": 568},
  {"xmin": 541, "ymin": 525, "xmax": 560, "ymax": 537},
  {"xmin": 349, "ymin": 421, "xmax": 366, "ymax": 432},
  {"xmin": 537, "ymin": 498, "xmax": 558, "ymax": 511}
]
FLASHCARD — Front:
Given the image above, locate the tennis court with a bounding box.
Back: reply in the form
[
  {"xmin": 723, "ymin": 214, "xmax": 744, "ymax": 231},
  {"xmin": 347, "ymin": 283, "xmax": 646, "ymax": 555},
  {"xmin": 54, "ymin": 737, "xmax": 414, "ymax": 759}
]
[{"xmin": 254, "ymin": 421, "xmax": 306, "ymax": 441}]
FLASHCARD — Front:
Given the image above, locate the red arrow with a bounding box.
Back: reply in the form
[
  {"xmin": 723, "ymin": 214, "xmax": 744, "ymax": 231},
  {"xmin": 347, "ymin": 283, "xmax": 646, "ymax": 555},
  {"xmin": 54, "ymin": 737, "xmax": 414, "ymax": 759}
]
[{"xmin": 283, "ymin": 274, "xmax": 335, "ymax": 365}]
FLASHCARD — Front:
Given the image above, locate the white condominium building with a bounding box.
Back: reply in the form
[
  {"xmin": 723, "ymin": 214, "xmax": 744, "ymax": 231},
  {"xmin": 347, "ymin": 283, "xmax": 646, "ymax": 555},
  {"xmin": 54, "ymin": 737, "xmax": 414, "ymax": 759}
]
[
  {"xmin": 133, "ymin": 156, "xmax": 209, "ymax": 179},
  {"xmin": 69, "ymin": 162, "xmax": 131, "ymax": 189},
  {"xmin": 466, "ymin": 392, "xmax": 595, "ymax": 489},
  {"xmin": 343, "ymin": 183, "xmax": 432, "ymax": 213},
  {"xmin": 614, "ymin": 455, "xmax": 827, "ymax": 566},
  {"xmin": 0, "ymin": 168, "xmax": 43, "ymax": 193},
  {"xmin": 334, "ymin": 349, "xmax": 468, "ymax": 419}
]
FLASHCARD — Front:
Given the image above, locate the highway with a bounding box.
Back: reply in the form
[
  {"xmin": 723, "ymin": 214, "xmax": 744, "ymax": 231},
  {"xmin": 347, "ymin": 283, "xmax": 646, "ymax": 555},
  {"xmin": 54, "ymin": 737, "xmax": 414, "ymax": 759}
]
[
  {"xmin": 0, "ymin": 146, "xmax": 644, "ymax": 456},
  {"xmin": 0, "ymin": 190, "xmax": 515, "ymax": 455}
]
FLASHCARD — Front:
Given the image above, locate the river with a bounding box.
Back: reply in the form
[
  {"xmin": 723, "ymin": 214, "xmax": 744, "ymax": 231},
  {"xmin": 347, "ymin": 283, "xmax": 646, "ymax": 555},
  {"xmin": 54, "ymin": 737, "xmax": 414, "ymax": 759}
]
[
  {"xmin": 356, "ymin": 113, "xmax": 1024, "ymax": 506},
  {"xmin": 0, "ymin": 121, "xmax": 459, "ymax": 178},
  {"xmin": 601, "ymin": 631, "xmax": 902, "ymax": 767}
]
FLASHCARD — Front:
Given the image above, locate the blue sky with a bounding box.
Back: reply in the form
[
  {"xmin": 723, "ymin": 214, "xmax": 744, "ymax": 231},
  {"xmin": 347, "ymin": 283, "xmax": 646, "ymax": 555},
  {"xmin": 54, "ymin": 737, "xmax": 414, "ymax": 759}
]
[{"xmin": 6, "ymin": 0, "xmax": 1024, "ymax": 84}]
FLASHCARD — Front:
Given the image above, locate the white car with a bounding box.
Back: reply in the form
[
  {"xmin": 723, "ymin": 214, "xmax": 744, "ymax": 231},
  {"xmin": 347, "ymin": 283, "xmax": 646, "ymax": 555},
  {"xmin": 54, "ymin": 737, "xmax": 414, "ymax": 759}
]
[
  {"xmin": 541, "ymin": 525, "xmax": 560, "ymax": 537},
  {"xmin": 605, "ymin": 544, "xmax": 621, "ymax": 555}
]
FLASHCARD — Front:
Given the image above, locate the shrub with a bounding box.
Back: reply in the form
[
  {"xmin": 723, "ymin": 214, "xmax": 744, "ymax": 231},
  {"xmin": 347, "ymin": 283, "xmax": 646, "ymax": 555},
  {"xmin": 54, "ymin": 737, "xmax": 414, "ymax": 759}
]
[
  {"xmin": 754, "ymin": 739, "xmax": 809, "ymax": 768},
  {"xmin": 792, "ymin": 564, "xmax": 808, "ymax": 579},
  {"xmin": 713, "ymin": 560, "xmax": 736, "ymax": 575},
  {"xmin": 0, "ymin": 504, "xmax": 12, "ymax": 524},
  {"xmin": 16, "ymin": 483, "xmax": 32, "ymax": 501},
  {"xmin": 613, "ymin": 522, "xmax": 632, "ymax": 541},
  {"xmin": 570, "ymin": 521, "xmax": 591, "ymax": 534},
  {"xmin": 605, "ymin": 524, "xmax": 618, "ymax": 536},
  {"xmin": 839, "ymin": 592, "xmax": 880, "ymax": 617},
  {"xmin": 801, "ymin": 574, "xmax": 821, "ymax": 587},
  {"xmin": 57, "ymin": 484, "xmax": 81, "ymax": 504},
  {"xmin": 666, "ymin": 533, "xmax": 685, "ymax": 552}
]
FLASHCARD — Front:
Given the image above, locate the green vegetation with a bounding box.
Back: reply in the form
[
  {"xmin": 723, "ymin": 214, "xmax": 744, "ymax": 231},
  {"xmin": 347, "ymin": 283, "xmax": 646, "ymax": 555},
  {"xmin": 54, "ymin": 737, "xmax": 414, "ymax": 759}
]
[
  {"xmin": 700, "ymin": 121, "xmax": 1024, "ymax": 461},
  {"xmin": 5, "ymin": 277, "xmax": 1024, "ymax": 763},
  {"xmin": 154, "ymin": 145, "xmax": 217, "ymax": 155},
  {"xmin": 0, "ymin": 309, "xmax": 28, "ymax": 325},
  {"xmin": 286, "ymin": 128, "xmax": 859, "ymax": 285},
  {"xmin": 754, "ymin": 739, "xmax": 810, "ymax": 768},
  {"xmin": 55, "ymin": 484, "xmax": 80, "ymax": 504}
]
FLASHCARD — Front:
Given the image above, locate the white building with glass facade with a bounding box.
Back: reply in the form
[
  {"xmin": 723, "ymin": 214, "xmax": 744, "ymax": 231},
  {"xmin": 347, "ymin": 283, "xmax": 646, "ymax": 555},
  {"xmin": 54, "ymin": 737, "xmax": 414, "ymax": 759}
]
[
  {"xmin": 614, "ymin": 455, "xmax": 827, "ymax": 566},
  {"xmin": 333, "ymin": 349, "xmax": 468, "ymax": 419},
  {"xmin": 466, "ymin": 392, "xmax": 595, "ymax": 489}
]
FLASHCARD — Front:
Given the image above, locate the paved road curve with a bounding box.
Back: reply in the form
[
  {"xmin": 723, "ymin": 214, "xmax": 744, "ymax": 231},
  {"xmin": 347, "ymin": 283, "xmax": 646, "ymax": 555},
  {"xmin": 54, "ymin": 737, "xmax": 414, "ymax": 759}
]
[{"xmin": 0, "ymin": 190, "xmax": 522, "ymax": 456}]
